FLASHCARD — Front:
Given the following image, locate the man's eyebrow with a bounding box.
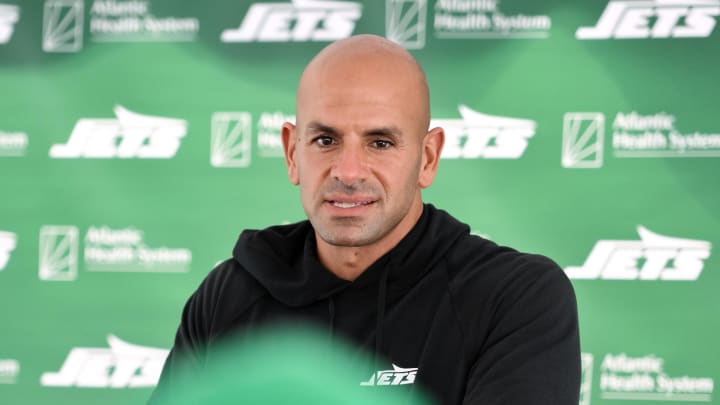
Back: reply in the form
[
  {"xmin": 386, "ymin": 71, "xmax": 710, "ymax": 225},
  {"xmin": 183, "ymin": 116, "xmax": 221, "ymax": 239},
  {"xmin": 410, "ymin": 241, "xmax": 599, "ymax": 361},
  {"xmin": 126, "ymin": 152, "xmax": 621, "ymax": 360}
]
[
  {"xmin": 306, "ymin": 122, "xmax": 339, "ymax": 135},
  {"xmin": 365, "ymin": 126, "xmax": 402, "ymax": 137},
  {"xmin": 304, "ymin": 122, "xmax": 402, "ymax": 138}
]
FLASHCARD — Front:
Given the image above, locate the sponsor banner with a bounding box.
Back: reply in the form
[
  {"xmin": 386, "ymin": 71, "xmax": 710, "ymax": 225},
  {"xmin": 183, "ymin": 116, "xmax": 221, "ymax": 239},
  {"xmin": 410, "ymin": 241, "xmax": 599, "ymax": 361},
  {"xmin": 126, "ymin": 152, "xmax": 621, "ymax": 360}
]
[
  {"xmin": 387, "ymin": 0, "xmax": 552, "ymax": 49},
  {"xmin": 565, "ymin": 226, "xmax": 712, "ymax": 281},
  {"xmin": 576, "ymin": 0, "xmax": 720, "ymax": 40},
  {"xmin": 39, "ymin": 225, "xmax": 191, "ymax": 281},
  {"xmin": 0, "ymin": 359, "xmax": 20, "ymax": 384},
  {"xmin": 0, "ymin": 130, "xmax": 28, "ymax": 157},
  {"xmin": 581, "ymin": 353, "xmax": 593, "ymax": 405},
  {"xmin": 599, "ymin": 353, "xmax": 715, "ymax": 402},
  {"xmin": 386, "ymin": 0, "xmax": 428, "ymax": 49},
  {"xmin": 49, "ymin": 105, "xmax": 187, "ymax": 159},
  {"xmin": 84, "ymin": 226, "xmax": 191, "ymax": 273},
  {"xmin": 90, "ymin": 0, "xmax": 199, "ymax": 42},
  {"xmin": 611, "ymin": 111, "xmax": 720, "ymax": 158},
  {"xmin": 257, "ymin": 111, "xmax": 294, "ymax": 157},
  {"xmin": 220, "ymin": 0, "xmax": 362, "ymax": 43},
  {"xmin": 562, "ymin": 113, "xmax": 604, "ymax": 168},
  {"xmin": 0, "ymin": 230, "xmax": 17, "ymax": 271},
  {"xmin": 432, "ymin": 104, "xmax": 535, "ymax": 159},
  {"xmin": 43, "ymin": 0, "xmax": 199, "ymax": 52},
  {"xmin": 39, "ymin": 226, "xmax": 79, "ymax": 281},
  {"xmin": 562, "ymin": 112, "xmax": 720, "ymax": 168},
  {"xmin": 0, "ymin": 3, "xmax": 19, "ymax": 44},
  {"xmin": 210, "ymin": 111, "xmax": 295, "ymax": 168},
  {"xmin": 360, "ymin": 364, "xmax": 418, "ymax": 386},
  {"xmin": 211, "ymin": 112, "xmax": 252, "ymax": 168},
  {"xmin": 41, "ymin": 335, "xmax": 168, "ymax": 388},
  {"xmin": 43, "ymin": 0, "xmax": 84, "ymax": 53}
]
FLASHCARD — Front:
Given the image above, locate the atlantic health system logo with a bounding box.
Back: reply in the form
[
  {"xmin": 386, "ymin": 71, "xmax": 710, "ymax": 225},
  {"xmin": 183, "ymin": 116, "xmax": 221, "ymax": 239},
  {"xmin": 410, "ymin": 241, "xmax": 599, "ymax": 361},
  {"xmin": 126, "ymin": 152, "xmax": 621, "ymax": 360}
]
[
  {"xmin": 221, "ymin": 0, "xmax": 362, "ymax": 42},
  {"xmin": 43, "ymin": 0, "xmax": 84, "ymax": 52},
  {"xmin": 0, "ymin": 4, "xmax": 19, "ymax": 44},
  {"xmin": 0, "ymin": 231, "xmax": 17, "ymax": 271},
  {"xmin": 580, "ymin": 353, "xmax": 594, "ymax": 405},
  {"xmin": 89, "ymin": 0, "xmax": 199, "ymax": 42},
  {"xmin": 210, "ymin": 111, "xmax": 295, "ymax": 168},
  {"xmin": 432, "ymin": 105, "xmax": 536, "ymax": 159},
  {"xmin": 39, "ymin": 226, "xmax": 79, "ymax": 281},
  {"xmin": 0, "ymin": 130, "xmax": 29, "ymax": 157},
  {"xmin": 577, "ymin": 0, "xmax": 720, "ymax": 39},
  {"xmin": 580, "ymin": 352, "xmax": 715, "ymax": 404},
  {"xmin": 41, "ymin": 335, "xmax": 168, "ymax": 388},
  {"xmin": 598, "ymin": 353, "xmax": 715, "ymax": 402},
  {"xmin": 210, "ymin": 112, "xmax": 252, "ymax": 168},
  {"xmin": 386, "ymin": 0, "xmax": 552, "ymax": 49},
  {"xmin": 562, "ymin": 111, "xmax": 720, "ymax": 168},
  {"xmin": 565, "ymin": 226, "xmax": 711, "ymax": 281},
  {"xmin": 0, "ymin": 358, "xmax": 20, "ymax": 385},
  {"xmin": 562, "ymin": 113, "xmax": 604, "ymax": 169},
  {"xmin": 386, "ymin": 0, "xmax": 428, "ymax": 49},
  {"xmin": 49, "ymin": 105, "xmax": 187, "ymax": 159},
  {"xmin": 39, "ymin": 225, "xmax": 192, "ymax": 281},
  {"xmin": 42, "ymin": 0, "xmax": 200, "ymax": 52}
]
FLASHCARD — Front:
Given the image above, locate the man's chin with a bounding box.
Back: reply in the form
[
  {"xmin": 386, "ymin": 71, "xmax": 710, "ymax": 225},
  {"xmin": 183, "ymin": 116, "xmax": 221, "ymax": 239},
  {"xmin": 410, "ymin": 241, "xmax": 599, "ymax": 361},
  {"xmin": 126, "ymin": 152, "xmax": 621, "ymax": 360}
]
[{"xmin": 315, "ymin": 228, "xmax": 379, "ymax": 249}]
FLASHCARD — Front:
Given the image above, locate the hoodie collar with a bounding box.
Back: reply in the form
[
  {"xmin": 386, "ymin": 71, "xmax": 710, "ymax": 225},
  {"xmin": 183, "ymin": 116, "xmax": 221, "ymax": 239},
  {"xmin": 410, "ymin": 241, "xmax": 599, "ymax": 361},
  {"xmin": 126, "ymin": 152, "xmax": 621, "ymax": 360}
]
[{"xmin": 232, "ymin": 204, "xmax": 469, "ymax": 307}]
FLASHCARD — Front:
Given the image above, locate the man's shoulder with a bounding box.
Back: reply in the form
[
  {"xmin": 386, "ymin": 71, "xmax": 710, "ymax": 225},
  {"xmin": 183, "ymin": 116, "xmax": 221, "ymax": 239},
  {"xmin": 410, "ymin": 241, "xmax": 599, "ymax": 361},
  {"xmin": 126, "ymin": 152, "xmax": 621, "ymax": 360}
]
[
  {"xmin": 203, "ymin": 258, "xmax": 247, "ymax": 285},
  {"xmin": 192, "ymin": 259, "xmax": 267, "ymax": 316},
  {"xmin": 441, "ymin": 233, "xmax": 578, "ymax": 347},
  {"xmin": 443, "ymin": 232, "xmax": 570, "ymax": 297},
  {"xmin": 204, "ymin": 257, "xmax": 263, "ymax": 289}
]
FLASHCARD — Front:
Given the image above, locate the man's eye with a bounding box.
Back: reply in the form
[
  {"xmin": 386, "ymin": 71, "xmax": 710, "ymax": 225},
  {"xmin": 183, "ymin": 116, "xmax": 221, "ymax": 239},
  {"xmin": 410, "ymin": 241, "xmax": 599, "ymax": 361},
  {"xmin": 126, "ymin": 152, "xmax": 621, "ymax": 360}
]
[
  {"xmin": 313, "ymin": 136, "xmax": 335, "ymax": 147},
  {"xmin": 372, "ymin": 140, "xmax": 393, "ymax": 149}
]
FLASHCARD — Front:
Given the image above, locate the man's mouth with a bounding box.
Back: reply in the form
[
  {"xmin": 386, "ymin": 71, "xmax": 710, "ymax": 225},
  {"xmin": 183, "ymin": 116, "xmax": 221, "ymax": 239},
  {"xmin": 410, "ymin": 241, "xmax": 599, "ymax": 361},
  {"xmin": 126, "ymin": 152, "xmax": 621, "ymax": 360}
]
[{"xmin": 328, "ymin": 200, "xmax": 375, "ymax": 208}]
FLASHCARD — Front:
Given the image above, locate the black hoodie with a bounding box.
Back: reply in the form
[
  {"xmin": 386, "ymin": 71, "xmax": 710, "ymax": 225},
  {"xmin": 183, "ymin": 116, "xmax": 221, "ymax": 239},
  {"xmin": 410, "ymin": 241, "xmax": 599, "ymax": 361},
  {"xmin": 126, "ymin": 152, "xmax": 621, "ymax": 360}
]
[{"xmin": 152, "ymin": 204, "xmax": 580, "ymax": 404}]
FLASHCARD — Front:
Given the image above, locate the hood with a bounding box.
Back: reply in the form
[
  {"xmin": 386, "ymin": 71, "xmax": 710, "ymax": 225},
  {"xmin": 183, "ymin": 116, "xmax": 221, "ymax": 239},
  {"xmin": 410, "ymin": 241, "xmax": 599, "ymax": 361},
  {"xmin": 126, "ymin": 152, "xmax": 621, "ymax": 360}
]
[{"xmin": 232, "ymin": 204, "xmax": 469, "ymax": 307}]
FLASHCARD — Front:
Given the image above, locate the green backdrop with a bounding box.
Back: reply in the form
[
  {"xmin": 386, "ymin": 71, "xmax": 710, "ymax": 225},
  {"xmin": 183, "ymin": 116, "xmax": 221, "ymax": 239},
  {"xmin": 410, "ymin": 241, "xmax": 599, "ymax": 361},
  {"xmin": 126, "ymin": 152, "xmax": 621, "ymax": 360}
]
[{"xmin": 1, "ymin": 0, "xmax": 718, "ymax": 404}]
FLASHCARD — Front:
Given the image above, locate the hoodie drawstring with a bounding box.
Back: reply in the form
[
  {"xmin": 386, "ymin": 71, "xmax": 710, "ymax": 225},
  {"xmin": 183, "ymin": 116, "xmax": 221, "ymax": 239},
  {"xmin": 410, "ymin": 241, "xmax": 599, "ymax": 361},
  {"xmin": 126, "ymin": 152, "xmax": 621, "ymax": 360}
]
[
  {"xmin": 328, "ymin": 297, "xmax": 335, "ymax": 340},
  {"xmin": 324, "ymin": 262, "xmax": 391, "ymax": 367},
  {"xmin": 374, "ymin": 264, "xmax": 390, "ymax": 365}
]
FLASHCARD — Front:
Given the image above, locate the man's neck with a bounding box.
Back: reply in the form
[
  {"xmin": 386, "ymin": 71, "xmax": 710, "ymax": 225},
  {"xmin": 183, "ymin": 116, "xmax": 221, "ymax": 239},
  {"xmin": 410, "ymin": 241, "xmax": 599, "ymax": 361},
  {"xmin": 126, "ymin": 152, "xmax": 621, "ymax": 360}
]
[{"xmin": 317, "ymin": 245, "xmax": 381, "ymax": 281}]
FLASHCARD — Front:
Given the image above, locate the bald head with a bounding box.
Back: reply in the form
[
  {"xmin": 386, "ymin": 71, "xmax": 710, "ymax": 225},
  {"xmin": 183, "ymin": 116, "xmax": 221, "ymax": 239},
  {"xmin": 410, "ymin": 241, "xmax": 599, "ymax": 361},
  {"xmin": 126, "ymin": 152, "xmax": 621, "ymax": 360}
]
[{"xmin": 296, "ymin": 35, "xmax": 430, "ymax": 131}]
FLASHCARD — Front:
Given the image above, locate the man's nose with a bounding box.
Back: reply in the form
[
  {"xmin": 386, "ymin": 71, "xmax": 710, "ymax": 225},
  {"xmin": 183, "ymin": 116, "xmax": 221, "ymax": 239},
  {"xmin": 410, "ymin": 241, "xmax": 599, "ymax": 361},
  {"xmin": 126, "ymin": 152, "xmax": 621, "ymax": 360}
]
[{"xmin": 331, "ymin": 142, "xmax": 369, "ymax": 186}]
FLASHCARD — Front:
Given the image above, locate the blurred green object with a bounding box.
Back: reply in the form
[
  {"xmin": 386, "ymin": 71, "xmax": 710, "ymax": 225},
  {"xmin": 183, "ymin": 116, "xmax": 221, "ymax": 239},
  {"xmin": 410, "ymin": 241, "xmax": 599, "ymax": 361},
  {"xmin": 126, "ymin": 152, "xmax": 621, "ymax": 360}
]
[{"xmin": 150, "ymin": 326, "xmax": 432, "ymax": 405}]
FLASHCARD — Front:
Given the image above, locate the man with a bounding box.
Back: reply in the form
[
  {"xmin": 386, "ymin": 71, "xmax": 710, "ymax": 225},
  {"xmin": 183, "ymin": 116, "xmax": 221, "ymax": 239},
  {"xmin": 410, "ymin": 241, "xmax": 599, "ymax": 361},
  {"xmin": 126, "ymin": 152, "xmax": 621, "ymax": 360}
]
[{"xmin": 152, "ymin": 34, "xmax": 580, "ymax": 404}]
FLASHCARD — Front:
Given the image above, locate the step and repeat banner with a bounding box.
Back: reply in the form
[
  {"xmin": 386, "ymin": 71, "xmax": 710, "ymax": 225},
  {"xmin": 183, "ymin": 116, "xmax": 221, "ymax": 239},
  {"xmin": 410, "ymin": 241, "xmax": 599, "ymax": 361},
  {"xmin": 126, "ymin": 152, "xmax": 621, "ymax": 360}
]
[{"xmin": 1, "ymin": 0, "xmax": 718, "ymax": 404}]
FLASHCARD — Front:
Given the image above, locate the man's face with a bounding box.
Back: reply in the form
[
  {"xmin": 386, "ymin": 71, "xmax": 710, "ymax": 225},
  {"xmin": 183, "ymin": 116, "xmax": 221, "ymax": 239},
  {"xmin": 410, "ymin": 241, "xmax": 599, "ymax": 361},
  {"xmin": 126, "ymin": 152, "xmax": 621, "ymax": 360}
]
[{"xmin": 283, "ymin": 71, "xmax": 436, "ymax": 249}]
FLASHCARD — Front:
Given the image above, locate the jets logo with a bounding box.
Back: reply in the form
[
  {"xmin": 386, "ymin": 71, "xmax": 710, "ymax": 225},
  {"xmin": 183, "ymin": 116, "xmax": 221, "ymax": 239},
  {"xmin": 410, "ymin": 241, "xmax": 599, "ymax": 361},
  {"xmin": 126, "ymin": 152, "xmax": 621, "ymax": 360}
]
[
  {"xmin": 41, "ymin": 335, "xmax": 168, "ymax": 388},
  {"xmin": 360, "ymin": 364, "xmax": 417, "ymax": 386},
  {"xmin": 432, "ymin": 105, "xmax": 536, "ymax": 159},
  {"xmin": 577, "ymin": 0, "xmax": 720, "ymax": 39},
  {"xmin": 221, "ymin": 0, "xmax": 362, "ymax": 42},
  {"xmin": 565, "ymin": 226, "xmax": 711, "ymax": 281},
  {"xmin": 49, "ymin": 105, "xmax": 187, "ymax": 159}
]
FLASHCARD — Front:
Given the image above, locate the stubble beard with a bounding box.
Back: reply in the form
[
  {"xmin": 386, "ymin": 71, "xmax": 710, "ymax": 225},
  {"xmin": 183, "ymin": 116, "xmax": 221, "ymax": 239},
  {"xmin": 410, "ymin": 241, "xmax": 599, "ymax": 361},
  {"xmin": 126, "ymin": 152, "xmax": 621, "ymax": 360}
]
[
  {"xmin": 314, "ymin": 213, "xmax": 389, "ymax": 248},
  {"xmin": 309, "ymin": 181, "xmax": 398, "ymax": 248}
]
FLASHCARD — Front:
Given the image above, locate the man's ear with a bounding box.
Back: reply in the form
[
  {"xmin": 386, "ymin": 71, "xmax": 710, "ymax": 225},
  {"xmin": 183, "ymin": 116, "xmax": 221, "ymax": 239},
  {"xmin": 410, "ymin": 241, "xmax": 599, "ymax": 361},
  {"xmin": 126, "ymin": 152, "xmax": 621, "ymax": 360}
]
[
  {"xmin": 418, "ymin": 126, "xmax": 445, "ymax": 188},
  {"xmin": 282, "ymin": 122, "xmax": 300, "ymax": 185}
]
